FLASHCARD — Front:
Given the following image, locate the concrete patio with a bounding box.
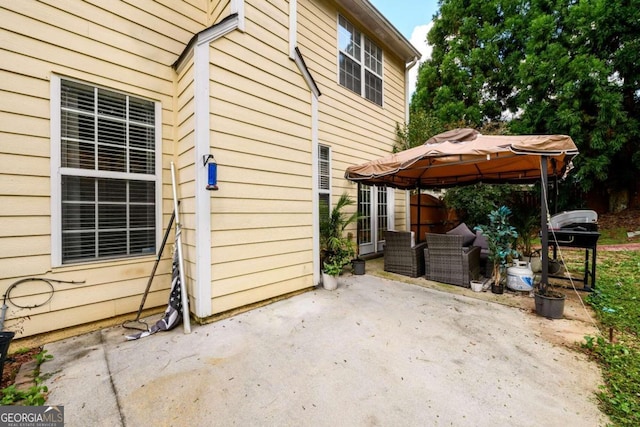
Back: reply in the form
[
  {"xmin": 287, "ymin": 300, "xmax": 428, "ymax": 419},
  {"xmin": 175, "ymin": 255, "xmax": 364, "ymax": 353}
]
[{"xmin": 41, "ymin": 265, "xmax": 607, "ymax": 426}]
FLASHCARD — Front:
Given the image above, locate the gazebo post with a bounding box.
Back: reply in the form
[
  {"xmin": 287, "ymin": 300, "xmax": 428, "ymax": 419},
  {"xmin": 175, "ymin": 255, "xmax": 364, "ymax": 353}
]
[
  {"xmin": 540, "ymin": 156, "xmax": 549, "ymax": 291},
  {"xmin": 416, "ymin": 188, "xmax": 422, "ymax": 241}
]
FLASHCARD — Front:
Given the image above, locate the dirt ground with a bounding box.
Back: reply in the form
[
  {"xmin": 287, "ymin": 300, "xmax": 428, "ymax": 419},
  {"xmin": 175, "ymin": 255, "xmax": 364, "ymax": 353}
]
[
  {"xmin": 1, "ymin": 347, "xmax": 40, "ymax": 389},
  {"xmin": 598, "ymin": 207, "xmax": 640, "ymax": 232}
]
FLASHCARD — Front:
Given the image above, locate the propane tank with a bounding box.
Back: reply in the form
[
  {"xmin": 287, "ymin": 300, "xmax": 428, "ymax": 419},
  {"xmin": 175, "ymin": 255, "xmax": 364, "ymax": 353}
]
[{"xmin": 507, "ymin": 260, "xmax": 534, "ymax": 291}]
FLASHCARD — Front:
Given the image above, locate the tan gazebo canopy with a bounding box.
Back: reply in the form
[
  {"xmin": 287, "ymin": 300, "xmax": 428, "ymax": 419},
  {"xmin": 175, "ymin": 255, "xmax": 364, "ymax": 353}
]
[
  {"xmin": 344, "ymin": 128, "xmax": 580, "ymax": 288},
  {"xmin": 345, "ymin": 128, "xmax": 578, "ymax": 189}
]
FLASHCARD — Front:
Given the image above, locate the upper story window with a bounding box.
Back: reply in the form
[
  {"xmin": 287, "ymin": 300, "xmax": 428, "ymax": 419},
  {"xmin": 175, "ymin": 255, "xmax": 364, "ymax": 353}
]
[
  {"xmin": 53, "ymin": 78, "xmax": 159, "ymax": 264},
  {"xmin": 338, "ymin": 15, "xmax": 383, "ymax": 106}
]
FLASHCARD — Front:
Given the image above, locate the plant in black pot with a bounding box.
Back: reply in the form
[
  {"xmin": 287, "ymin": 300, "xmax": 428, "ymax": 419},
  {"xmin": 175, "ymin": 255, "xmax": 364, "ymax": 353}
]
[
  {"xmin": 475, "ymin": 206, "xmax": 519, "ymax": 294},
  {"xmin": 351, "ymin": 255, "xmax": 365, "ymax": 276},
  {"xmin": 320, "ymin": 193, "xmax": 359, "ymax": 290}
]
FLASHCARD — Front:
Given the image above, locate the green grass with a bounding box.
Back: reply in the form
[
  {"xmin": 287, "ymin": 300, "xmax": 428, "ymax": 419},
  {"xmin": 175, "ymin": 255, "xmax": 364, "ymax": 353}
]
[
  {"xmin": 581, "ymin": 250, "xmax": 640, "ymax": 426},
  {"xmin": 597, "ymin": 228, "xmax": 637, "ymax": 245}
]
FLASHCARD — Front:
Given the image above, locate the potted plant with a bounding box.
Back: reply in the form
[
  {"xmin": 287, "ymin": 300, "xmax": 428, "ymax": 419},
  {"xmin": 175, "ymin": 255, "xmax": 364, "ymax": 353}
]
[
  {"xmin": 320, "ymin": 193, "xmax": 359, "ymax": 290},
  {"xmin": 351, "ymin": 256, "xmax": 365, "ymax": 275},
  {"xmin": 350, "ymin": 234, "xmax": 366, "ymax": 275},
  {"xmin": 511, "ymin": 202, "xmax": 542, "ymax": 272},
  {"xmin": 475, "ymin": 206, "xmax": 519, "ymax": 294}
]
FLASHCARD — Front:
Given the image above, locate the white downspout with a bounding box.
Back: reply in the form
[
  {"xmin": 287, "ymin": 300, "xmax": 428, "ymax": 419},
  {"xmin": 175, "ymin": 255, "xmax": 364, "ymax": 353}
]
[
  {"xmin": 289, "ymin": 0, "xmax": 297, "ymax": 58},
  {"xmin": 311, "ymin": 95, "xmax": 320, "ymax": 286},
  {"xmin": 289, "ymin": 0, "xmax": 320, "ymax": 285},
  {"xmin": 231, "ymin": 0, "xmax": 245, "ymax": 32},
  {"xmin": 405, "ymin": 57, "xmax": 418, "ymax": 123}
]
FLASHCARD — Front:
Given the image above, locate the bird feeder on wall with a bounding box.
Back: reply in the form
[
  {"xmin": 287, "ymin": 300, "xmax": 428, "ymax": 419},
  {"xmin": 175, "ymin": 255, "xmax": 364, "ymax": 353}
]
[{"xmin": 203, "ymin": 155, "xmax": 219, "ymax": 191}]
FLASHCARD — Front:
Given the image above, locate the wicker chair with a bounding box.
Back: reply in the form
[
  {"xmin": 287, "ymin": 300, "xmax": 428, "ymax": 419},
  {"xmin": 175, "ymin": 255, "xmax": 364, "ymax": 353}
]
[
  {"xmin": 424, "ymin": 233, "xmax": 481, "ymax": 287},
  {"xmin": 383, "ymin": 231, "xmax": 427, "ymax": 277}
]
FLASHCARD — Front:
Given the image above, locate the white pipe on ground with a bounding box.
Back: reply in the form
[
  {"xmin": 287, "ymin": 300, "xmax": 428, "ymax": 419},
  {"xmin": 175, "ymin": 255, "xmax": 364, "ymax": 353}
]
[{"xmin": 171, "ymin": 162, "xmax": 191, "ymax": 334}]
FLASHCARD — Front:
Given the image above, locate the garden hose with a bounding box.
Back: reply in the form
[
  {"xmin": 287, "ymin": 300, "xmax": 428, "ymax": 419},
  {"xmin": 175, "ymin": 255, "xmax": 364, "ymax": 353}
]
[{"xmin": 1, "ymin": 277, "xmax": 85, "ymax": 331}]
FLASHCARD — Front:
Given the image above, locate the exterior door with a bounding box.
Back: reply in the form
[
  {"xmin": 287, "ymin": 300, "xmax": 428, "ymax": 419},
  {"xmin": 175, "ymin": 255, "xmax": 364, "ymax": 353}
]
[{"xmin": 358, "ymin": 185, "xmax": 393, "ymax": 255}]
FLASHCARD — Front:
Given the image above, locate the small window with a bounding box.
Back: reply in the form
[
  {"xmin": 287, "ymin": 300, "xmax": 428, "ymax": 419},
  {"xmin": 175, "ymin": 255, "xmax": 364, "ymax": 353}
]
[
  {"xmin": 338, "ymin": 15, "xmax": 383, "ymax": 106},
  {"xmin": 56, "ymin": 78, "xmax": 158, "ymax": 264},
  {"xmin": 318, "ymin": 145, "xmax": 331, "ymax": 218}
]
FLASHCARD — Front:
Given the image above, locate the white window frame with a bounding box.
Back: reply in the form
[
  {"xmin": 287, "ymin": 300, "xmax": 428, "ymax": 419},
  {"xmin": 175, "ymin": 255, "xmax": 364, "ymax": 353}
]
[
  {"xmin": 318, "ymin": 144, "xmax": 331, "ymax": 216},
  {"xmin": 50, "ymin": 75, "xmax": 162, "ymax": 266},
  {"xmin": 358, "ymin": 185, "xmax": 394, "ymax": 255},
  {"xmin": 337, "ymin": 14, "xmax": 384, "ymax": 106}
]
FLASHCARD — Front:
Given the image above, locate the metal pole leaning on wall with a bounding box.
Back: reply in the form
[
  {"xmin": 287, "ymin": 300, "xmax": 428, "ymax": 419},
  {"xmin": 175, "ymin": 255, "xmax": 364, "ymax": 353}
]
[{"xmin": 171, "ymin": 162, "xmax": 191, "ymax": 334}]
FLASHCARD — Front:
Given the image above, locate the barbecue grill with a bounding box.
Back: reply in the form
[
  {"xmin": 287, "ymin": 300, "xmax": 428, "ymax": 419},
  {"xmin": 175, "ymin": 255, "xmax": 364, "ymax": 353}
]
[{"xmin": 547, "ymin": 210, "xmax": 600, "ymax": 290}]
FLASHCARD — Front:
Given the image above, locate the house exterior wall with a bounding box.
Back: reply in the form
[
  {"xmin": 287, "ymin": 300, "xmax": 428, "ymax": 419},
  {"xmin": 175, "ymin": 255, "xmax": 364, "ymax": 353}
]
[
  {"xmin": 197, "ymin": 0, "xmax": 411, "ymax": 315},
  {"xmin": 205, "ymin": 1, "xmax": 315, "ymax": 314},
  {"xmin": 296, "ymin": 0, "xmax": 409, "ymax": 228},
  {"xmin": 0, "ymin": 0, "xmax": 413, "ymax": 338},
  {"xmin": 209, "ymin": 0, "xmax": 232, "ymax": 25},
  {"xmin": 0, "ymin": 0, "xmax": 209, "ymax": 337}
]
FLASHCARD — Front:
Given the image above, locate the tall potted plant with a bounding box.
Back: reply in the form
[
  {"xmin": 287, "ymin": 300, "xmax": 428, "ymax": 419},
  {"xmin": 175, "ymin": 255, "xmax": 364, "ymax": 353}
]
[
  {"xmin": 320, "ymin": 193, "xmax": 359, "ymax": 290},
  {"xmin": 511, "ymin": 198, "xmax": 542, "ymax": 272},
  {"xmin": 475, "ymin": 206, "xmax": 519, "ymax": 294}
]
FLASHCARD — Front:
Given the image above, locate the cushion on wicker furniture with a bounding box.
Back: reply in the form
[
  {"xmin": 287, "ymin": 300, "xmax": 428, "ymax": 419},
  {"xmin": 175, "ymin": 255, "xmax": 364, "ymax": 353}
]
[
  {"xmin": 384, "ymin": 231, "xmax": 427, "ymax": 278},
  {"xmin": 472, "ymin": 230, "xmax": 491, "ymax": 275},
  {"xmin": 424, "ymin": 233, "xmax": 481, "ymax": 287},
  {"xmin": 446, "ymin": 222, "xmax": 476, "ymax": 246}
]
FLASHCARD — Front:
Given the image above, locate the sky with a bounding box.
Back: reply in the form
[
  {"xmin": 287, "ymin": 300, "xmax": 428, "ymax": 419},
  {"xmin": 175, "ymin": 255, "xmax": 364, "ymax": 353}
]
[{"xmin": 368, "ymin": 0, "xmax": 440, "ymax": 93}]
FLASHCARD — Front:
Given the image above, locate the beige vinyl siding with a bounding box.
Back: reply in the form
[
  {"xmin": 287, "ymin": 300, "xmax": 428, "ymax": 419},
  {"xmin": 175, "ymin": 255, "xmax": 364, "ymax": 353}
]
[
  {"xmin": 0, "ymin": 1, "xmax": 208, "ymax": 337},
  {"xmin": 1, "ymin": 0, "xmax": 412, "ymax": 337},
  {"xmin": 297, "ymin": 0, "xmax": 408, "ymax": 226},
  {"xmin": 206, "ymin": 0, "xmax": 314, "ymax": 314},
  {"xmin": 299, "ymin": 1, "xmax": 399, "ymax": 156},
  {"xmin": 208, "ymin": 0, "xmax": 232, "ymax": 25}
]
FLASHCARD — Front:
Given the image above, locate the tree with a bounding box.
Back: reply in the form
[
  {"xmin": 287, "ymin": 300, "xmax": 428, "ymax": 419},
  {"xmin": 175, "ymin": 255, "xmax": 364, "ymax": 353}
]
[
  {"xmin": 443, "ymin": 183, "xmax": 516, "ymax": 227},
  {"xmin": 413, "ymin": 0, "xmax": 640, "ymax": 210},
  {"xmin": 394, "ymin": 110, "xmax": 445, "ymax": 152}
]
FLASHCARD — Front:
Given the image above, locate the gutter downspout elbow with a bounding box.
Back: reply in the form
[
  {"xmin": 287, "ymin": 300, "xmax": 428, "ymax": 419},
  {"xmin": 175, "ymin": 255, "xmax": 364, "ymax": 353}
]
[{"xmin": 404, "ymin": 57, "xmax": 419, "ymax": 123}]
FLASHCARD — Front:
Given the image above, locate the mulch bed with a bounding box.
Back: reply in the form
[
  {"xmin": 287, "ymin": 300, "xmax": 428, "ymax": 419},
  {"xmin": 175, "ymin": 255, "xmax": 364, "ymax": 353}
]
[
  {"xmin": 1, "ymin": 347, "xmax": 41, "ymax": 390},
  {"xmin": 599, "ymin": 208, "xmax": 640, "ymax": 232}
]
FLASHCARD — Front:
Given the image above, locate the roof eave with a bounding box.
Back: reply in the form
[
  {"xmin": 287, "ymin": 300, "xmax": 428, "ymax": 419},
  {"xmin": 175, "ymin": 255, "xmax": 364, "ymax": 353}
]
[{"xmin": 334, "ymin": 0, "xmax": 421, "ymax": 63}]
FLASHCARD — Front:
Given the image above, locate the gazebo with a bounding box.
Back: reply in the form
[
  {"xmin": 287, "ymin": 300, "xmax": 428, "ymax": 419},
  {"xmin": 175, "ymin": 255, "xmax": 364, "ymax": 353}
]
[{"xmin": 344, "ymin": 128, "xmax": 579, "ymax": 289}]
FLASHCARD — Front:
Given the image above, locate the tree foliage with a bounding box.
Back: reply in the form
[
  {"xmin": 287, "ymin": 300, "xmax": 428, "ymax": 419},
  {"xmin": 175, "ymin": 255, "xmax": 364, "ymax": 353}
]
[
  {"xmin": 394, "ymin": 110, "xmax": 445, "ymax": 152},
  {"xmin": 443, "ymin": 183, "xmax": 516, "ymax": 227},
  {"xmin": 412, "ymin": 0, "xmax": 640, "ymax": 196}
]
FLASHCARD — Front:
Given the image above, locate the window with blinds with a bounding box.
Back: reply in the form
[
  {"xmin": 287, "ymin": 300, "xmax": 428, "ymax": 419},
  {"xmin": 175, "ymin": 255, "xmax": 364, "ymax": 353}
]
[
  {"xmin": 59, "ymin": 79, "xmax": 157, "ymax": 263},
  {"xmin": 338, "ymin": 15, "xmax": 383, "ymax": 106},
  {"xmin": 318, "ymin": 145, "xmax": 331, "ymax": 219}
]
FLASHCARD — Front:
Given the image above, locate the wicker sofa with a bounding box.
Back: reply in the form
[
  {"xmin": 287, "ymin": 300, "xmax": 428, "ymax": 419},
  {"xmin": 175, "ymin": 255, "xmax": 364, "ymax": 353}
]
[
  {"xmin": 424, "ymin": 233, "xmax": 481, "ymax": 287},
  {"xmin": 383, "ymin": 231, "xmax": 428, "ymax": 277}
]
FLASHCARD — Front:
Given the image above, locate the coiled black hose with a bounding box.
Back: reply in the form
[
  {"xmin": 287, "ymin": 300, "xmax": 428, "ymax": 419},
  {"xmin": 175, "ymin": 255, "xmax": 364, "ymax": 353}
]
[{"xmin": 1, "ymin": 277, "xmax": 85, "ymax": 330}]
